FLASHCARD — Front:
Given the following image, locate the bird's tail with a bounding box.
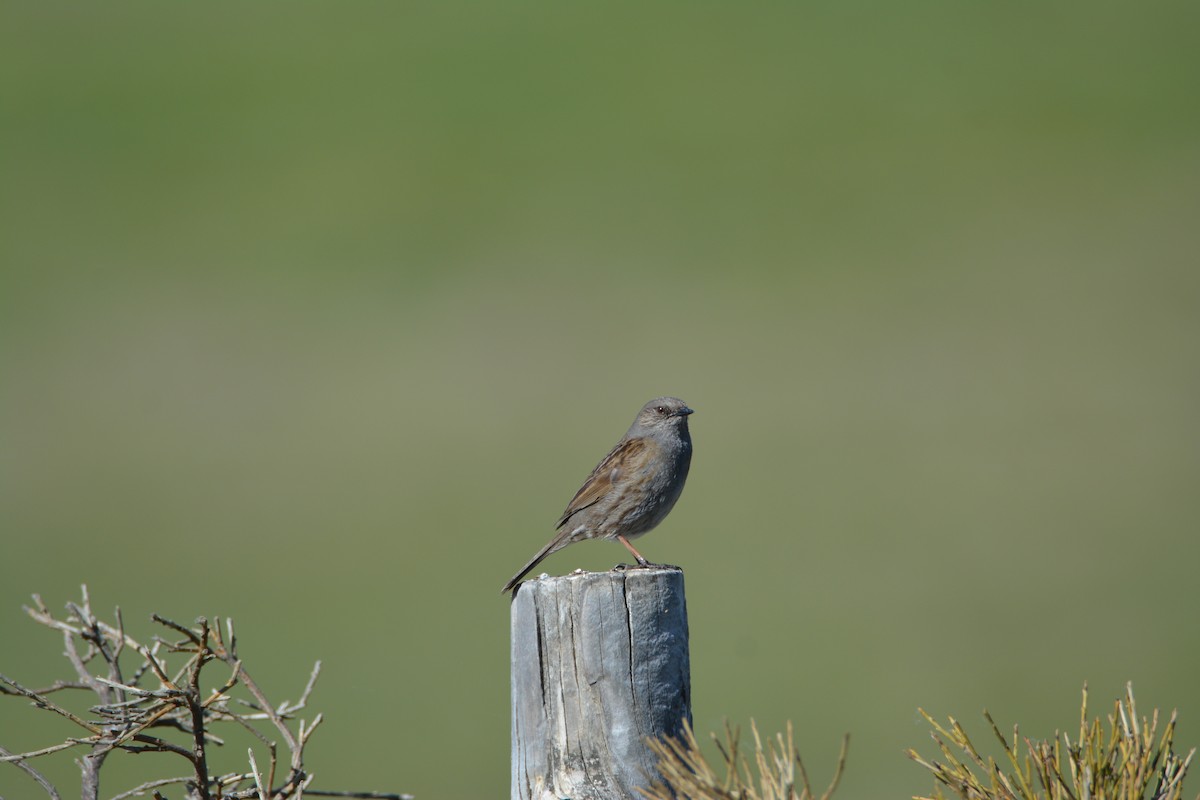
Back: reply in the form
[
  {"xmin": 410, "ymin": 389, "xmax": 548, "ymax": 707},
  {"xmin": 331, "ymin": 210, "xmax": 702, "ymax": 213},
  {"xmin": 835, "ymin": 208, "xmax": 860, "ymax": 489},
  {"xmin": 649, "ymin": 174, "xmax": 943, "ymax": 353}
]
[{"xmin": 500, "ymin": 535, "xmax": 566, "ymax": 595}]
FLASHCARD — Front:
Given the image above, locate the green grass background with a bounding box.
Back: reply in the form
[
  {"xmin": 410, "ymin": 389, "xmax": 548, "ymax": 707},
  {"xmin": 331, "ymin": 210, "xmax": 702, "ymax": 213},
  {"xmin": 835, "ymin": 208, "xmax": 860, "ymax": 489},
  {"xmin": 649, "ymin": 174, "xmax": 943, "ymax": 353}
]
[{"xmin": 2, "ymin": 2, "xmax": 1198, "ymax": 798}]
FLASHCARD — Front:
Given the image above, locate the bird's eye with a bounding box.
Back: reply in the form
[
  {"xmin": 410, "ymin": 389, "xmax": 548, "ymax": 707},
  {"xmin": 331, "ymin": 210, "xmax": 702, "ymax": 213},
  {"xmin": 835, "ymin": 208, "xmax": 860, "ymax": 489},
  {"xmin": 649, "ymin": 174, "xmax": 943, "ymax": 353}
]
[{"xmin": 656, "ymin": 406, "xmax": 668, "ymax": 414}]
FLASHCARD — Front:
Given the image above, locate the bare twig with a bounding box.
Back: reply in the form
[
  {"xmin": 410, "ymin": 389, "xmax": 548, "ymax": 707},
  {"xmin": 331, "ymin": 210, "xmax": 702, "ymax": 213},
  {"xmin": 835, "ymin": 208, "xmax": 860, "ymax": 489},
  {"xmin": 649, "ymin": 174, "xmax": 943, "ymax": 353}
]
[
  {"xmin": 124, "ymin": 733, "xmax": 196, "ymax": 760},
  {"xmin": 280, "ymin": 662, "xmax": 323, "ymax": 716},
  {"xmin": 247, "ymin": 748, "xmax": 268, "ymax": 800},
  {"xmin": 0, "ymin": 679, "xmax": 91, "ymax": 696},
  {"xmin": 151, "ymin": 613, "xmax": 204, "ymax": 645},
  {"xmin": 93, "ymin": 676, "xmax": 186, "ymax": 699},
  {"xmin": 0, "ymin": 744, "xmax": 62, "ymax": 800},
  {"xmin": 107, "ymin": 776, "xmax": 194, "ymax": 800},
  {"xmin": 0, "ymin": 673, "xmax": 100, "ymax": 734},
  {"xmin": 0, "ymin": 740, "xmax": 82, "ymax": 762},
  {"xmin": 305, "ymin": 792, "xmax": 416, "ymax": 799},
  {"xmin": 186, "ymin": 624, "xmax": 212, "ymax": 800}
]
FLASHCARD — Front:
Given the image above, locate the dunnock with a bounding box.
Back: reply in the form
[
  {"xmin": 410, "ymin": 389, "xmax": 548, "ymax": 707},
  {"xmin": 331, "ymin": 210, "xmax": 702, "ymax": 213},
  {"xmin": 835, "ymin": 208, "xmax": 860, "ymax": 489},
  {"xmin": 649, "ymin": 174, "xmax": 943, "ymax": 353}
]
[{"xmin": 501, "ymin": 397, "xmax": 694, "ymax": 594}]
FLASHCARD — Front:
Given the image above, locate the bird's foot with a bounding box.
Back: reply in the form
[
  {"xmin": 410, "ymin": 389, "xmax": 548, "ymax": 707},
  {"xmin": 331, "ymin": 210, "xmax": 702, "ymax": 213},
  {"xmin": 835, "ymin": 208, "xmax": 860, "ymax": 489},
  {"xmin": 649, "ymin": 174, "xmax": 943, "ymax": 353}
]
[{"xmin": 611, "ymin": 561, "xmax": 682, "ymax": 572}]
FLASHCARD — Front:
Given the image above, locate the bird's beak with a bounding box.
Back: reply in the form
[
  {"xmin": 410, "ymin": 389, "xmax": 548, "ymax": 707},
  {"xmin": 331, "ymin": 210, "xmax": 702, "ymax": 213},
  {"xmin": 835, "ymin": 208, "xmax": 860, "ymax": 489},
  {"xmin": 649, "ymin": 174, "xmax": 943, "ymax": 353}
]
[{"xmin": 677, "ymin": 406, "xmax": 695, "ymax": 417}]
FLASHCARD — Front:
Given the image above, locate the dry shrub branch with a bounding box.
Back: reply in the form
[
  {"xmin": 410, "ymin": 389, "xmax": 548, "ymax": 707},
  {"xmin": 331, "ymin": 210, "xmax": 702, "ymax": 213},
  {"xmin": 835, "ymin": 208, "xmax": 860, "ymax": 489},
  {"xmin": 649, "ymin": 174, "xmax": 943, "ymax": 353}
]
[
  {"xmin": 0, "ymin": 586, "xmax": 411, "ymax": 800},
  {"xmin": 641, "ymin": 719, "xmax": 849, "ymax": 800}
]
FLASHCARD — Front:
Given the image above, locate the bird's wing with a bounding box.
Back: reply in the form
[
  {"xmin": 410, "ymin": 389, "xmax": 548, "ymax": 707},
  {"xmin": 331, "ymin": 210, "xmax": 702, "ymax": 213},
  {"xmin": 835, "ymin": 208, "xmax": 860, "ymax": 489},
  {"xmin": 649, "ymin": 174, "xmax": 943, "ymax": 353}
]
[{"xmin": 555, "ymin": 437, "xmax": 652, "ymax": 529}]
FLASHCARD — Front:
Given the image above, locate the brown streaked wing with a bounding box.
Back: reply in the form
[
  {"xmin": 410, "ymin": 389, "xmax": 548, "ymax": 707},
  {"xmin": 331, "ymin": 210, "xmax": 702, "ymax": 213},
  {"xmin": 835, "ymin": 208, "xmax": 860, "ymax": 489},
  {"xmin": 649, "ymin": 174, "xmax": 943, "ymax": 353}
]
[{"xmin": 555, "ymin": 437, "xmax": 654, "ymax": 529}]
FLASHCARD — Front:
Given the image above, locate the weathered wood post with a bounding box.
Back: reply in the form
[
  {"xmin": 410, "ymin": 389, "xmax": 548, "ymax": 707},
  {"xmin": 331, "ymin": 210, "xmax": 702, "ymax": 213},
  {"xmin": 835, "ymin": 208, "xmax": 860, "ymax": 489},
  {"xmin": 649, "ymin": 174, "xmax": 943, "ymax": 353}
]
[{"xmin": 510, "ymin": 567, "xmax": 691, "ymax": 800}]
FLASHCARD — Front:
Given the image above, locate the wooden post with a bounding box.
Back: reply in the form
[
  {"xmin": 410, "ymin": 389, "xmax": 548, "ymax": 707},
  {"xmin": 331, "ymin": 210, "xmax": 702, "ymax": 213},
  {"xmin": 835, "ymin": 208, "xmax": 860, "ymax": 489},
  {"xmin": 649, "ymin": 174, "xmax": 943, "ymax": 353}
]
[{"xmin": 510, "ymin": 568, "xmax": 691, "ymax": 800}]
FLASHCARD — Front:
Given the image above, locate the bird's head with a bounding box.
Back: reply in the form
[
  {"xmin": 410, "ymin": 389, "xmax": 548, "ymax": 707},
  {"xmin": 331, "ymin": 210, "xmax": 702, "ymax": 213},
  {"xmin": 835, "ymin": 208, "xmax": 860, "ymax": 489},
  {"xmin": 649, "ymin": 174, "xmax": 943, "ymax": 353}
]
[{"xmin": 630, "ymin": 396, "xmax": 694, "ymax": 436}]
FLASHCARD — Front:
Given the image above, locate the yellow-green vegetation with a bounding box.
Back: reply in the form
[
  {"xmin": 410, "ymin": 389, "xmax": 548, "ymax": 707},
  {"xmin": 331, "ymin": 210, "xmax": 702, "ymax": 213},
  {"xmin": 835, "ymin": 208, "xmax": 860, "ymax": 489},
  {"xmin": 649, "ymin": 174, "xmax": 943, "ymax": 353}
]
[
  {"xmin": 909, "ymin": 684, "xmax": 1193, "ymax": 800},
  {"xmin": 642, "ymin": 720, "xmax": 849, "ymax": 800}
]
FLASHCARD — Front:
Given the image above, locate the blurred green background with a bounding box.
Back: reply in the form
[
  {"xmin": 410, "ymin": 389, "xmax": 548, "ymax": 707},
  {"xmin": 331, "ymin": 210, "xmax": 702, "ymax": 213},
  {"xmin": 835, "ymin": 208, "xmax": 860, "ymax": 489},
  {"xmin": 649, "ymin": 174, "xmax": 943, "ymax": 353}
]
[{"xmin": 2, "ymin": 2, "xmax": 1198, "ymax": 797}]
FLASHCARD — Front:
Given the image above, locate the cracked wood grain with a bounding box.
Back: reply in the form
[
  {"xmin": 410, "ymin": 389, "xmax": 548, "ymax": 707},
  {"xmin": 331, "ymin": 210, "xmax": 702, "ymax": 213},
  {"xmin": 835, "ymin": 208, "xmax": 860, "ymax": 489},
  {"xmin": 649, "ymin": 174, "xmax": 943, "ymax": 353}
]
[{"xmin": 510, "ymin": 568, "xmax": 691, "ymax": 800}]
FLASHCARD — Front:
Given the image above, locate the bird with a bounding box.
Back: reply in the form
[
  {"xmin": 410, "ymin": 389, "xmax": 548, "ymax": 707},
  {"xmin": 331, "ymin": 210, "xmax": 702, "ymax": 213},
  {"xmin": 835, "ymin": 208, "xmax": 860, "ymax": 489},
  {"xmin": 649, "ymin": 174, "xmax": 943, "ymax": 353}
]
[{"xmin": 501, "ymin": 396, "xmax": 694, "ymax": 594}]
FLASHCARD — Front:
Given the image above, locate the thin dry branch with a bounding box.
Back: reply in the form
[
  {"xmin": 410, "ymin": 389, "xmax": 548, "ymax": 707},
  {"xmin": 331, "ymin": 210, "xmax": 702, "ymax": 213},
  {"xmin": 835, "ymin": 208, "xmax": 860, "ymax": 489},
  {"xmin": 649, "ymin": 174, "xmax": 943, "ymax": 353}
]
[
  {"xmin": 0, "ymin": 673, "xmax": 100, "ymax": 734},
  {"xmin": 107, "ymin": 775, "xmax": 195, "ymax": 800},
  {"xmin": 305, "ymin": 792, "xmax": 416, "ymax": 799},
  {"xmin": 0, "ymin": 739, "xmax": 82, "ymax": 762},
  {"xmin": 0, "ymin": 743, "xmax": 62, "ymax": 800}
]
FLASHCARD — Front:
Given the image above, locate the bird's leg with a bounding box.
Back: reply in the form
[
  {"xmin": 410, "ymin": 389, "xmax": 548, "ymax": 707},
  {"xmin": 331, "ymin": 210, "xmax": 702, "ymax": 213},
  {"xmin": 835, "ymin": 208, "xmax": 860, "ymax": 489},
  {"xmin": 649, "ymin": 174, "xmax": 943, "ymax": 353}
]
[
  {"xmin": 612, "ymin": 535, "xmax": 680, "ymax": 573},
  {"xmin": 617, "ymin": 535, "xmax": 651, "ymax": 567}
]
